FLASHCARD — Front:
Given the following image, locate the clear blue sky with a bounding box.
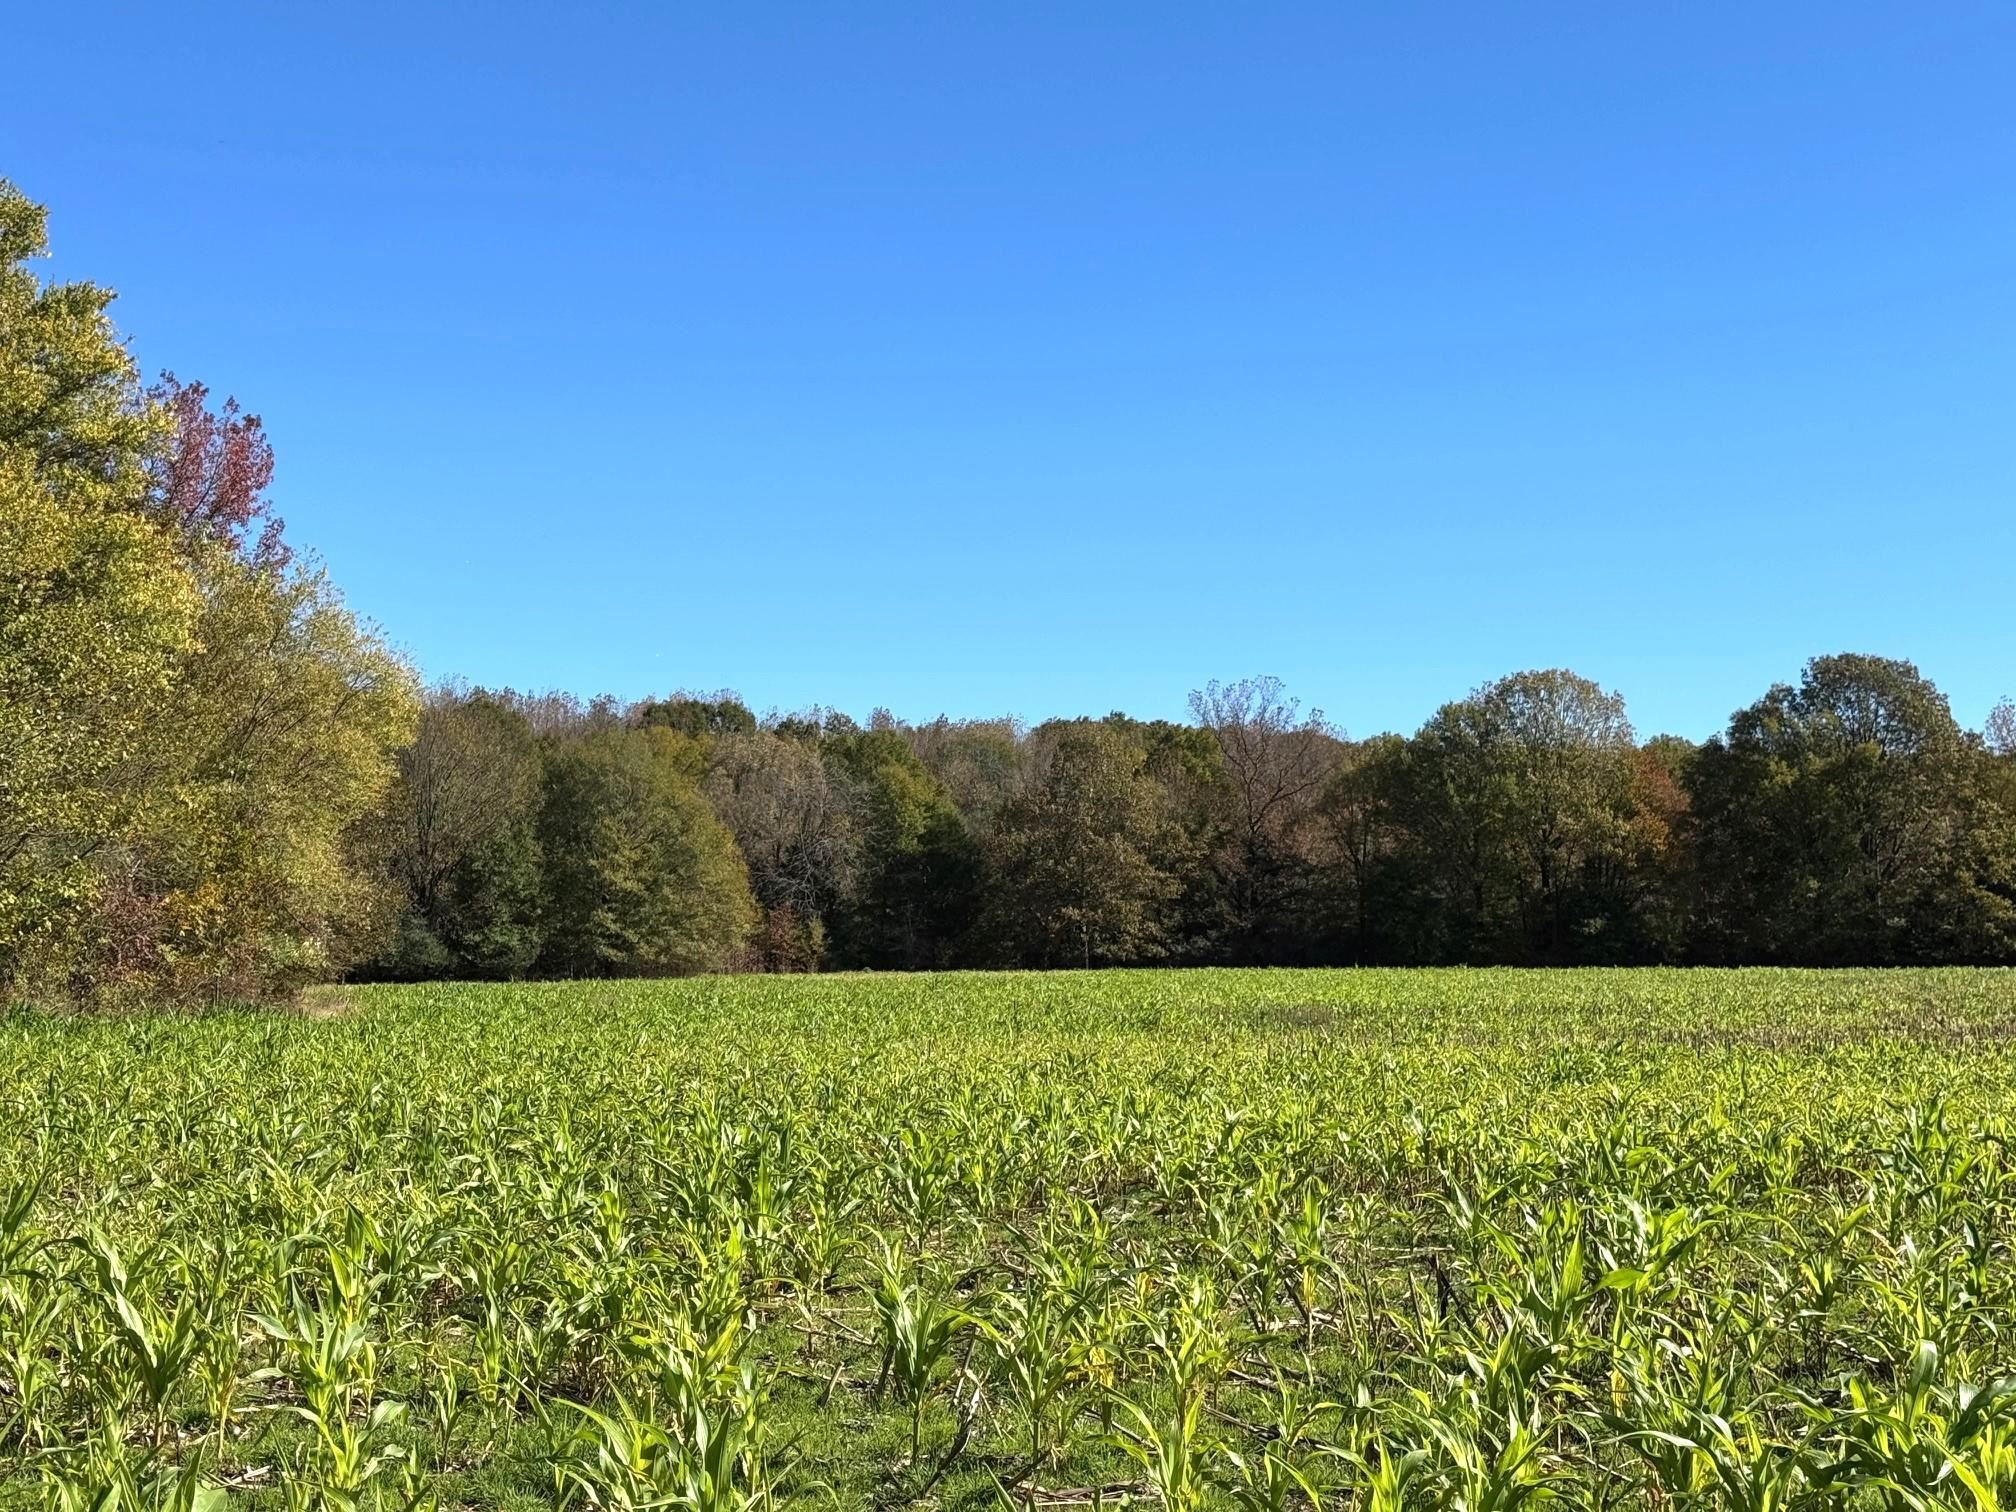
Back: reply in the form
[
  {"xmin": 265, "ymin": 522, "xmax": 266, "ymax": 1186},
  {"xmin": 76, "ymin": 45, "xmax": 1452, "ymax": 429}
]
[{"xmin": 13, "ymin": 3, "xmax": 2014, "ymax": 739}]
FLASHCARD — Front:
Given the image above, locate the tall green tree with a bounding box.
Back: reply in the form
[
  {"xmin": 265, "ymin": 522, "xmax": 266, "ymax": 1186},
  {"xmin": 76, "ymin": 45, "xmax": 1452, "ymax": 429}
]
[
  {"xmin": 821, "ymin": 728, "xmax": 981, "ymax": 969},
  {"xmin": 0, "ymin": 181, "xmax": 200, "ymax": 991},
  {"xmin": 1396, "ymin": 669, "xmax": 1644, "ymax": 962},
  {"xmin": 537, "ymin": 729, "xmax": 755, "ymax": 976},
  {"xmin": 1127, "ymin": 715, "xmax": 1235, "ymax": 960},
  {"xmin": 2, "ymin": 179, "xmax": 418, "ymax": 1003},
  {"xmin": 635, "ymin": 691, "xmax": 758, "ymax": 739},
  {"xmin": 984, "ymin": 724, "xmax": 1185, "ymax": 967},
  {"xmin": 0, "ymin": 455, "xmax": 198, "ymax": 983},
  {"xmin": 100, "ymin": 552, "xmax": 417, "ymax": 999},
  {"xmin": 0, "ymin": 182, "xmax": 162, "ymax": 512},
  {"xmin": 1689, "ymin": 654, "xmax": 2016, "ymax": 963},
  {"xmin": 374, "ymin": 687, "xmax": 546, "ymax": 979},
  {"xmin": 1313, "ymin": 734, "xmax": 1420, "ymax": 961}
]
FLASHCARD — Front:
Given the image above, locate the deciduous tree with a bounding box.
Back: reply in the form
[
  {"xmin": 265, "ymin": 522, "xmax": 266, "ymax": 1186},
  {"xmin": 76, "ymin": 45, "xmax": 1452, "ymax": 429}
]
[
  {"xmin": 821, "ymin": 728, "xmax": 981, "ymax": 969},
  {"xmin": 1395, "ymin": 670, "xmax": 1642, "ymax": 961},
  {"xmin": 984, "ymin": 724, "xmax": 1185, "ymax": 967},
  {"xmin": 1689, "ymin": 655, "xmax": 2015, "ymax": 962},
  {"xmin": 145, "ymin": 373, "xmax": 286, "ymax": 565},
  {"xmin": 0, "ymin": 455, "xmax": 197, "ymax": 984},
  {"xmin": 1989, "ymin": 698, "xmax": 2016, "ymax": 759},
  {"xmin": 1187, "ymin": 676, "xmax": 1343, "ymax": 961},
  {"xmin": 1, "ymin": 180, "xmax": 420, "ymax": 1002},
  {"xmin": 375, "ymin": 686, "xmax": 545, "ymax": 978},
  {"xmin": 537, "ymin": 729, "xmax": 755, "ymax": 977},
  {"xmin": 703, "ymin": 730, "xmax": 859, "ymax": 970},
  {"xmin": 98, "ymin": 552, "xmax": 418, "ymax": 1000}
]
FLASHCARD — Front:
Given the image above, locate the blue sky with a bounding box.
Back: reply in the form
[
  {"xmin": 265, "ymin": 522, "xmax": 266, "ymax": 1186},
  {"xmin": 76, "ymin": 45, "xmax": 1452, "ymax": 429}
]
[{"xmin": 12, "ymin": 3, "xmax": 2014, "ymax": 738}]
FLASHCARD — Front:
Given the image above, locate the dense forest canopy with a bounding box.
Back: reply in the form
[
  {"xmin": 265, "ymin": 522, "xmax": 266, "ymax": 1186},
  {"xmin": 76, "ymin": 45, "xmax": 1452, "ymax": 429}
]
[{"xmin": 4, "ymin": 177, "xmax": 2014, "ymax": 1003}]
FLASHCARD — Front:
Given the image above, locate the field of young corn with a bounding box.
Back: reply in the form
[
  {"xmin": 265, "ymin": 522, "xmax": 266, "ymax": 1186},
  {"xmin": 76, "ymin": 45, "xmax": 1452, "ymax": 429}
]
[{"xmin": 3, "ymin": 969, "xmax": 2015, "ymax": 1510}]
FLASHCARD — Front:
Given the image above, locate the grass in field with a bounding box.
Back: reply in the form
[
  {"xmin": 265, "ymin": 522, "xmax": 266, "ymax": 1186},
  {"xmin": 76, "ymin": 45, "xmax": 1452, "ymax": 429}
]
[{"xmin": 3, "ymin": 968, "xmax": 2015, "ymax": 1508}]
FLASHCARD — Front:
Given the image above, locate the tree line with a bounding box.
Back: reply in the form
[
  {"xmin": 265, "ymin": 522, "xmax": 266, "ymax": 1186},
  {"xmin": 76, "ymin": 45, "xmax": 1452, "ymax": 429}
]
[
  {"xmin": 362, "ymin": 662, "xmax": 2016, "ymax": 982},
  {"xmin": 5, "ymin": 178, "xmax": 2015, "ymax": 1004}
]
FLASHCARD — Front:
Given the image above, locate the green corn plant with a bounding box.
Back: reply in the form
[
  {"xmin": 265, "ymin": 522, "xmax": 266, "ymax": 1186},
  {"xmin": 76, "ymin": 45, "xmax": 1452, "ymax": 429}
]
[
  {"xmin": 1222, "ymin": 1377, "xmax": 1336, "ymax": 1512},
  {"xmin": 1277, "ymin": 1177, "xmax": 1334, "ymax": 1353},
  {"xmin": 869, "ymin": 1243, "xmax": 974, "ymax": 1469},
  {"xmin": 7, "ymin": 967, "xmax": 2016, "ymax": 1512},
  {"xmin": 1109, "ymin": 1386, "xmax": 1213, "ymax": 1512},
  {"xmin": 1335, "ymin": 1434, "xmax": 1436, "ymax": 1512},
  {"xmin": 40, "ymin": 1422, "xmax": 225, "ymax": 1512},
  {"xmin": 979, "ymin": 1281, "xmax": 1089, "ymax": 1494},
  {"xmin": 1627, "ymin": 1406, "xmax": 1811, "ymax": 1512},
  {"xmin": 1416, "ymin": 1399, "xmax": 1563, "ymax": 1510},
  {"xmin": 0, "ymin": 1277, "xmax": 66, "ymax": 1449},
  {"xmin": 552, "ymin": 1360, "xmax": 771, "ymax": 1512},
  {"xmin": 79, "ymin": 1235, "xmax": 206, "ymax": 1448},
  {"xmin": 1107, "ymin": 1277, "xmax": 1224, "ymax": 1512},
  {"xmin": 254, "ymin": 1282, "xmax": 410, "ymax": 1511},
  {"xmin": 1817, "ymin": 1343, "xmax": 2016, "ymax": 1510},
  {"xmin": 0, "ymin": 1178, "xmax": 44, "ymax": 1282},
  {"xmin": 1943, "ymin": 1377, "xmax": 2016, "ymax": 1510}
]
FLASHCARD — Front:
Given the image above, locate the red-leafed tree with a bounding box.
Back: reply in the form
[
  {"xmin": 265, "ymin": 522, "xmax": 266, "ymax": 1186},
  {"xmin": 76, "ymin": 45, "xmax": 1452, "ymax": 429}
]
[{"xmin": 146, "ymin": 372, "xmax": 288, "ymax": 565}]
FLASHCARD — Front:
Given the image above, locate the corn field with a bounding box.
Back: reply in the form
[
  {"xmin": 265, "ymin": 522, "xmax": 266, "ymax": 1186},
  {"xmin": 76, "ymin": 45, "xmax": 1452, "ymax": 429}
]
[{"xmin": 4, "ymin": 968, "xmax": 2015, "ymax": 1509}]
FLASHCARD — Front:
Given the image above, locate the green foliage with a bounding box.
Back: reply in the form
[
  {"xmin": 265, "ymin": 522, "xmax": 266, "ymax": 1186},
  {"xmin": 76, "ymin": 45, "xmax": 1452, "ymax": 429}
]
[
  {"xmin": 1690, "ymin": 654, "xmax": 2016, "ymax": 963},
  {"xmin": 0, "ymin": 180, "xmax": 200, "ymax": 992},
  {"xmin": 1398, "ymin": 669, "xmax": 1642, "ymax": 960},
  {"xmin": 0, "ymin": 181, "xmax": 163, "ymax": 512},
  {"xmin": 374, "ymin": 689, "xmax": 546, "ymax": 980},
  {"xmin": 31, "ymin": 548, "xmax": 422, "ymax": 1008},
  {"xmin": 1, "ymin": 179, "xmax": 419, "ymax": 1005},
  {"xmin": 5, "ymin": 968, "xmax": 2016, "ymax": 1508},
  {"xmin": 820, "ymin": 729, "xmax": 981, "ymax": 969},
  {"xmin": 101, "ymin": 553, "xmax": 418, "ymax": 1001},
  {"xmin": 0, "ymin": 454, "xmax": 198, "ymax": 981},
  {"xmin": 635, "ymin": 692, "xmax": 759, "ymax": 740},
  {"xmin": 536, "ymin": 729, "xmax": 755, "ymax": 976},
  {"xmin": 435, "ymin": 817, "xmax": 546, "ymax": 979},
  {"xmin": 585, "ymin": 668, "xmax": 2016, "ymax": 974},
  {"xmin": 984, "ymin": 722, "xmax": 1187, "ymax": 966},
  {"xmin": 907, "ymin": 716, "xmax": 1025, "ymax": 821}
]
